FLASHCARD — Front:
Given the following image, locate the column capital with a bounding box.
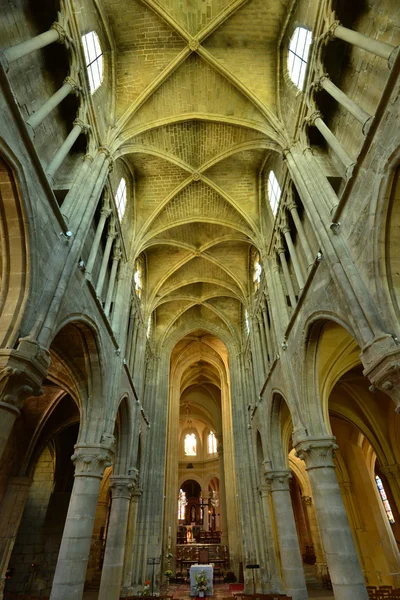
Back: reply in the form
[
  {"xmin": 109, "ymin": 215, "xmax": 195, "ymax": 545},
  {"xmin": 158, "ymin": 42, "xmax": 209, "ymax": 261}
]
[
  {"xmin": 64, "ymin": 75, "xmax": 82, "ymax": 96},
  {"xmin": 306, "ymin": 110, "xmax": 323, "ymax": 127},
  {"xmin": 110, "ymin": 474, "xmax": 137, "ymax": 500},
  {"xmin": 0, "ymin": 340, "xmax": 49, "ymax": 410},
  {"xmin": 132, "ymin": 487, "xmax": 143, "ymax": 503},
  {"xmin": 362, "ymin": 343, "xmax": 400, "ymax": 412},
  {"xmin": 73, "ymin": 118, "xmax": 91, "ymax": 134},
  {"xmin": 71, "ymin": 441, "xmax": 115, "ymax": 479},
  {"xmin": 264, "ymin": 469, "xmax": 292, "ymax": 491},
  {"xmin": 295, "ymin": 436, "xmax": 338, "ymax": 469},
  {"xmin": 314, "ymin": 73, "xmax": 330, "ymax": 93},
  {"xmin": 51, "ymin": 12, "xmax": 71, "ymax": 46}
]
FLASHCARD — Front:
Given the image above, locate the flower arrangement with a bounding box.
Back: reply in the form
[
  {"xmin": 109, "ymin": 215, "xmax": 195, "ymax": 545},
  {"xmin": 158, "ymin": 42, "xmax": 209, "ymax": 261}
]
[
  {"xmin": 195, "ymin": 569, "xmax": 210, "ymax": 595},
  {"xmin": 142, "ymin": 579, "xmax": 151, "ymax": 596},
  {"xmin": 165, "ymin": 569, "xmax": 173, "ymax": 578},
  {"xmin": 165, "ymin": 552, "xmax": 173, "ymax": 559}
]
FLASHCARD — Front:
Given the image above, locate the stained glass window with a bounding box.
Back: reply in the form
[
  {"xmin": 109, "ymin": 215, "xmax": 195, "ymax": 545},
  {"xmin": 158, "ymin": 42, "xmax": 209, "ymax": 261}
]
[
  {"xmin": 184, "ymin": 433, "xmax": 197, "ymax": 456},
  {"xmin": 134, "ymin": 262, "xmax": 142, "ymax": 298},
  {"xmin": 245, "ymin": 309, "xmax": 250, "ymax": 335},
  {"xmin": 178, "ymin": 489, "xmax": 187, "ymax": 520},
  {"xmin": 375, "ymin": 475, "xmax": 395, "ymax": 524}
]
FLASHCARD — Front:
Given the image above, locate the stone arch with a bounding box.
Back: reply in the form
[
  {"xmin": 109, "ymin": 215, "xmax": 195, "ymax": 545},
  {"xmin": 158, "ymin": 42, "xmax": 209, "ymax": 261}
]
[
  {"xmin": 303, "ymin": 315, "xmax": 360, "ymax": 436},
  {"xmin": 267, "ymin": 392, "xmax": 296, "ymax": 470},
  {"xmin": 49, "ymin": 315, "xmax": 106, "ymax": 441},
  {"xmin": 0, "ymin": 152, "xmax": 30, "ymax": 347},
  {"xmin": 375, "ymin": 148, "xmax": 400, "ymax": 327}
]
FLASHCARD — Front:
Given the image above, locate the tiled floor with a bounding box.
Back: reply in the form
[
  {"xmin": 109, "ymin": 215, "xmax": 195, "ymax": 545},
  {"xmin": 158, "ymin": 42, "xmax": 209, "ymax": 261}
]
[{"xmin": 82, "ymin": 582, "xmax": 335, "ymax": 600}]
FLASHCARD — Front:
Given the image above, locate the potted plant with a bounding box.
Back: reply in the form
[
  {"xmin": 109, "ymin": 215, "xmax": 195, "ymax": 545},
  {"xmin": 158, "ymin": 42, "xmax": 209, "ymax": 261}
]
[
  {"xmin": 141, "ymin": 579, "xmax": 151, "ymax": 596},
  {"xmin": 195, "ymin": 569, "xmax": 210, "ymax": 598}
]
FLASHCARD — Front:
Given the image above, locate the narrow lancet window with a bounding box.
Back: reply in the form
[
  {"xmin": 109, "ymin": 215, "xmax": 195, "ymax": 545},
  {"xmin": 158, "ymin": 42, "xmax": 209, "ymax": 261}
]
[
  {"xmin": 184, "ymin": 433, "xmax": 197, "ymax": 456},
  {"xmin": 268, "ymin": 171, "xmax": 281, "ymax": 216},
  {"xmin": 288, "ymin": 27, "xmax": 312, "ymax": 91},
  {"xmin": 81, "ymin": 31, "xmax": 103, "ymax": 94},
  {"xmin": 115, "ymin": 178, "xmax": 127, "ymax": 221}
]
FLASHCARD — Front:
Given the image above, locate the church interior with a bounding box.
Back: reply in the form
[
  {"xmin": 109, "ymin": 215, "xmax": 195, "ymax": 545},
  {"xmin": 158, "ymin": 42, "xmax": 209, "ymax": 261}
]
[{"xmin": 0, "ymin": 0, "xmax": 400, "ymax": 599}]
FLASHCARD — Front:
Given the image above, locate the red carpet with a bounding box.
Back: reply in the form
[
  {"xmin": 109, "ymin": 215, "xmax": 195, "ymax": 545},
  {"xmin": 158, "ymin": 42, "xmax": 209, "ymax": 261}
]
[{"xmin": 229, "ymin": 584, "xmax": 244, "ymax": 593}]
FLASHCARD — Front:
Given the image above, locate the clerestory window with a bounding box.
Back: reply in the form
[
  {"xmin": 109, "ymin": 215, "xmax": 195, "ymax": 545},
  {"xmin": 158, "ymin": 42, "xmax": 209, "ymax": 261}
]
[
  {"xmin": 268, "ymin": 171, "xmax": 282, "ymax": 216},
  {"xmin": 254, "ymin": 253, "xmax": 262, "ymax": 290},
  {"xmin": 208, "ymin": 431, "xmax": 217, "ymax": 455},
  {"xmin": 115, "ymin": 178, "xmax": 127, "ymax": 221},
  {"xmin": 134, "ymin": 261, "xmax": 142, "ymax": 298},
  {"xmin": 288, "ymin": 27, "xmax": 312, "ymax": 91},
  {"xmin": 81, "ymin": 31, "xmax": 103, "ymax": 94}
]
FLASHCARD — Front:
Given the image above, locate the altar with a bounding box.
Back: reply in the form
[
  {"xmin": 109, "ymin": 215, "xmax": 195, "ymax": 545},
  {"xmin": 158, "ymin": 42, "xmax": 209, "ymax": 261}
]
[{"xmin": 189, "ymin": 564, "xmax": 213, "ymax": 597}]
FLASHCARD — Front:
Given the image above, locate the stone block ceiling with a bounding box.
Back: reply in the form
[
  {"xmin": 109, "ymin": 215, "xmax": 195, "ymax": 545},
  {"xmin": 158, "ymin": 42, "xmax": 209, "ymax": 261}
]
[{"xmin": 103, "ymin": 0, "xmax": 290, "ymax": 346}]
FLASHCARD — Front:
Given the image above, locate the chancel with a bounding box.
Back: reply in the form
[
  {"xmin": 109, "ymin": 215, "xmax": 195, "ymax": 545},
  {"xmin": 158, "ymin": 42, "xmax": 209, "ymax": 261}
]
[{"xmin": 0, "ymin": 1, "xmax": 400, "ymax": 600}]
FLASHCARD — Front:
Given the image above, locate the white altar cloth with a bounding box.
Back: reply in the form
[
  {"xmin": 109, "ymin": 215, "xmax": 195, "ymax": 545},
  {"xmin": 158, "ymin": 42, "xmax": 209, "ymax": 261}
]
[{"xmin": 189, "ymin": 564, "xmax": 213, "ymax": 596}]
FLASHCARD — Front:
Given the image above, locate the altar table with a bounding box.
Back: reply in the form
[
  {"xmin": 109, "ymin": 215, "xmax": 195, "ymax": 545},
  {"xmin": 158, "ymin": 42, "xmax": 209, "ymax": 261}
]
[{"xmin": 189, "ymin": 564, "xmax": 213, "ymax": 596}]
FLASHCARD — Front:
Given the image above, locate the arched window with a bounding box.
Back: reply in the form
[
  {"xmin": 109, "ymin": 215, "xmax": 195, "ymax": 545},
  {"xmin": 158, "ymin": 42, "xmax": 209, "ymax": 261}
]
[
  {"xmin": 134, "ymin": 261, "xmax": 142, "ymax": 298},
  {"xmin": 375, "ymin": 475, "xmax": 395, "ymax": 524},
  {"xmin": 245, "ymin": 309, "xmax": 250, "ymax": 335},
  {"xmin": 254, "ymin": 253, "xmax": 262, "ymax": 290},
  {"xmin": 184, "ymin": 433, "xmax": 197, "ymax": 456},
  {"xmin": 146, "ymin": 315, "xmax": 152, "ymax": 339},
  {"xmin": 268, "ymin": 171, "xmax": 281, "ymax": 216},
  {"xmin": 115, "ymin": 178, "xmax": 127, "ymax": 221},
  {"xmin": 208, "ymin": 432, "xmax": 217, "ymax": 454},
  {"xmin": 178, "ymin": 489, "xmax": 187, "ymax": 520},
  {"xmin": 81, "ymin": 31, "xmax": 103, "ymax": 94},
  {"xmin": 287, "ymin": 27, "xmax": 312, "ymax": 91}
]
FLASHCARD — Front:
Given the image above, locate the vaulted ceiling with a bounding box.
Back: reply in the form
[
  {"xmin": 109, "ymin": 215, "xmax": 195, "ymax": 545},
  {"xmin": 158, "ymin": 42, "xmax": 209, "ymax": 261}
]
[{"xmin": 103, "ymin": 0, "xmax": 291, "ymax": 346}]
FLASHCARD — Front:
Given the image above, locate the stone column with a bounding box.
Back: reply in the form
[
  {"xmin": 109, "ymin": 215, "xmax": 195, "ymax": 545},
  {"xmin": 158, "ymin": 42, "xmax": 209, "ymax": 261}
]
[
  {"xmin": 261, "ymin": 301, "xmax": 273, "ymax": 362},
  {"xmin": 49, "ymin": 442, "xmax": 114, "ymax": 600},
  {"xmin": 121, "ymin": 487, "xmax": 142, "ymax": 595},
  {"xmin": 330, "ymin": 22, "xmax": 397, "ymax": 67},
  {"xmin": 1, "ymin": 18, "xmax": 68, "ymax": 67},
  {"xmin": 286, "ymin": 198, "xmax": 314, "ymax": 271},
  {"xmin": 276, "ymin": 243, "xmax": 297, "ymax": 309},
  {"xmin": 265, "ymin": 470, "xmax": 307, "ymax": 600},
  {"xmin": 317, "ymin": 75, "xmax": 373, "ymax": 135},
  {"xmin": 0, "ymin": 477, "xmax": 32, "ymax": 600},
  {"xmin": 26, "ymin": 76, "xmax": 81, "ymax": 131},
  {"xmin": 216, "ymin": 435, "xmax": 228, "ymax": 545},
  {"xmin": 85, "ymin": 194, "xmax": 112, "ymax": 279},
  {"xmin": 104, "ymin": 240, "xmax": 122, "ymax": 316},
  {"xmin": 46, "ymin": 119, "xmax": 90, "ymax": 183},
  {"xmin": 96, "ymin": 218, "xmax": 116, "ymax": 300},
  {"xmin": 300, "ymin": 495, "xmax": 327, "ymax": 580},
  {"xmin": 307, "ymin": 111, "xmax": 355, "ymax": 175},
  {"xmin": 295, "ymin": 437, "xmax": 368, "ymax": 600},
  {"xmin": 258, "ymin": 484, "xmax": 283, "ymax": 591},
  {"xmin": 281, "ymin": 224, "xmax": 305, "ymax": 291},
  {"xmin": 258, "ymin": 316, "xmax": 269, "ymax": 372},
  {"xmin": 98, "ymin": 474, "xmax": 137, "ymax": 600},
  {"xmin": 202, "ymin": 491, "xmax": 210, "ymax": 531}
]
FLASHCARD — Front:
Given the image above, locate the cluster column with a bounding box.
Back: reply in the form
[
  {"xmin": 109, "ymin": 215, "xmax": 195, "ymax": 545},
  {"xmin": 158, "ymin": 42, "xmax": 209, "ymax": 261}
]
[
  {"xmin": 295, "ymin": 437, "xmax": 368, "ymax": 600},
  {"xmin": 50, "ymin": 441, "xmax": 114, "ymax": 600},
  {"xmin": 99, "ymin": 472, "xmax": 138, "ymax": 600},
  {"xmin": 265, "ymin": 469, "xmax": 307, "ymax": 600},
  {"xmin": 215, "ymin": 434, "xmax": 228, "ymax": 545}
]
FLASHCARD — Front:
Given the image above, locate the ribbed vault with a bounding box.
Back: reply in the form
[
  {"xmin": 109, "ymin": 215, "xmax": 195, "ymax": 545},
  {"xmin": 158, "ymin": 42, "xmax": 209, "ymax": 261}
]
[{"xmin": 102, "ymin": 0, "xmax": 290, "ymax": 344}]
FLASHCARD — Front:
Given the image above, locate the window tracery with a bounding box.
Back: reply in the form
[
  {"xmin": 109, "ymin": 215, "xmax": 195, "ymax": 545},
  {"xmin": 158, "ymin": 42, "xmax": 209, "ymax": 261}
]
[{"xmin": 81, "ymin": 31, "xmax": 103, "ymax": 94}]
